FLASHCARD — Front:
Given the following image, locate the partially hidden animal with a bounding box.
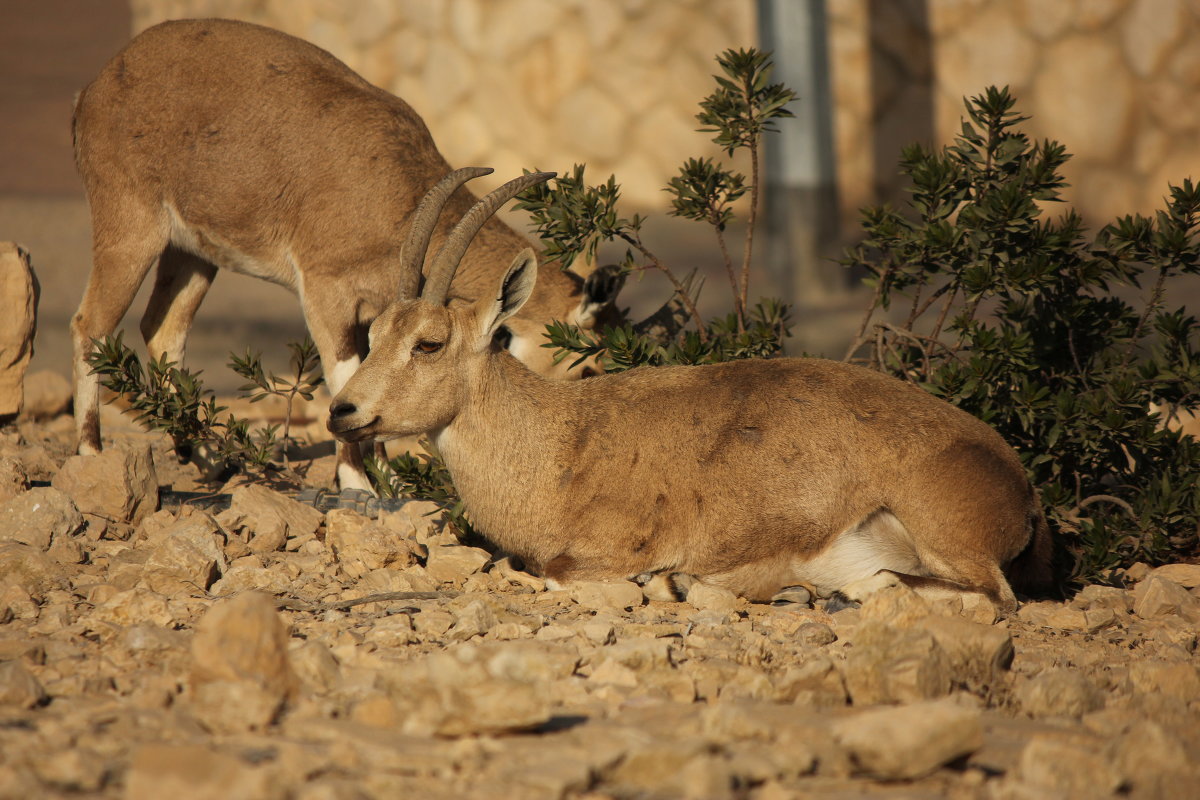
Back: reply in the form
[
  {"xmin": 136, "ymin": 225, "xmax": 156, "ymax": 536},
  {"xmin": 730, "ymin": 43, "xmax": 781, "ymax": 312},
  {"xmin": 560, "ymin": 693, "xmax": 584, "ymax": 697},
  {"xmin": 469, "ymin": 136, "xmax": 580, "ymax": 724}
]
[
  {"xmin": 70, "ymin": 18, "xmax": 622, "ymax": 489},
  {"xmin": 328, "ymin": 170, "xmax": 1053, "ymax": 613}
]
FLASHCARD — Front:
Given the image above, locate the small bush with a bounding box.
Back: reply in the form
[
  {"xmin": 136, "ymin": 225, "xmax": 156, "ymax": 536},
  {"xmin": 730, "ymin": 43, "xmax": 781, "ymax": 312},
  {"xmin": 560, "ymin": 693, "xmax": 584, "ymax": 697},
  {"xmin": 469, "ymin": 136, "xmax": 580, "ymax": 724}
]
[{"xmin": 843, "ymin": 86, "xmax": 1199, "ymax": 583}]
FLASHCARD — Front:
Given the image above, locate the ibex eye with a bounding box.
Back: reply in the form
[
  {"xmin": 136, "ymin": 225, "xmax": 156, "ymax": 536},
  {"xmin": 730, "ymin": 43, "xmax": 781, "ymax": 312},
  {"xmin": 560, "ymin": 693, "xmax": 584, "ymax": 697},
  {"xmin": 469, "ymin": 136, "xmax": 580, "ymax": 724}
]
[{"xmin": 413, "ymin": 340, "xmax": 442, "ymax": 354}]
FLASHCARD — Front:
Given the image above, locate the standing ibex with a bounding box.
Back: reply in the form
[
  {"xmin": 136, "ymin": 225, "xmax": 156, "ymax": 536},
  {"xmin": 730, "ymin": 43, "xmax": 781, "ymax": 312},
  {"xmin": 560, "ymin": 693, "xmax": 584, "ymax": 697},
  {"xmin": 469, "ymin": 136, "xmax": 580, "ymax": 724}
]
[
  {"xmin": 329, "ymin": 170, "xmax": 1052, "ymax": 612},
  {"xmin": 70, "ymin": 19, "xmax": 622, "ymax": 489}
]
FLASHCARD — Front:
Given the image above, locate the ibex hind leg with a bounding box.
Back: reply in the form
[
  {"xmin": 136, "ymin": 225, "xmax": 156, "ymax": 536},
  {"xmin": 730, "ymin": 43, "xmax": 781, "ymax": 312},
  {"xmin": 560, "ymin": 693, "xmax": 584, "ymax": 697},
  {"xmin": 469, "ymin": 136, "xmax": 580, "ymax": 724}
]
[
  {"xmin": 140, "ymin": 246, "xmax": 216, "ymax": 367},
  {"xmin": 139, "ymin": 247, "xmax": 218, "ymax": 464},
  {"xmin": 72, "ymin": 200, "xmax": 169, "ymax": 454}
]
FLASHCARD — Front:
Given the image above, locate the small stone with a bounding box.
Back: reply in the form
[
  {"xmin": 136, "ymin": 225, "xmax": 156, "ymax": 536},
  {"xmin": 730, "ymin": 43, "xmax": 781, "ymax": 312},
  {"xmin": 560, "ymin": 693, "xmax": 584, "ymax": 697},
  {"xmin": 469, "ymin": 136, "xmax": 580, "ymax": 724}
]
[
  {"xmin": 225, "ymin": 483, "xmax": 323, "ymax": 552},
  {"xmin": 1133, "ymin": 574, "xmax": 1200, "ymax": 621},
  {"xmin": 1151, "ymin": 563, "xmax": 1200, "ymax": 589},
  {"xmin": 143, "ymin": 514, "xmax": 226, "ymax": 591},
  {"xmin": 0, "ymin": 542, "xmax": 64, "ymax": 598},
  {"xmin": 1127, "ymin": 661, "xmax": 1200, "ymax": 702},
  {"xmin": 350, "ymin": 693, "xmax": 400, "ymax": 728},
  {"xmin": 1011, "ymin": 737, "xmax": 1122, "ymax": 796},
  {"xmin": 326, "ymin": 508, "xmax": 419, "ymax": 578},
  {"xmin": 1016, "ymin": 669, "xmax": 1104, "ymax": 719},
  {"xmin": 0, "ymin": 457, "xmax": 27, "ymax": 504},
  {"xmin": 569, "ymin": 579, "xmax": 644, "ymax": 611},
  {"xmin": 89, "ymin": 587, "xmax": 174, "ymax": 628},
  {"xmin": 796, "ymin": 622, "xmax": 837, "ymax": 646},
  {"xmin": 53, "ymin": 442, "xmax": 158, "ymax": 526},
  {"xmin": 424, "ymin": 544, "xmax": 490, "ymax": 584},
  {"xmin": 774, "ymin": 657, "xmax": 847, "ymax": 707},
  {"xmin": 447, "ymin": 599, "xmax": 497, "ymax": 641},
  {"xmin": 0, "ymin": 487, "xmax": 82, "ymax": 550},
  {"xmin": 915, "ymin": 616, "xmax": 1013, "ymax": 689},
  {"xmin": 481, "ymin": 640, "xmax": 580, "ymax": 683},
  {"xmin": 20, "ymin": 370, "xmax": 72, "ymax": 421},
  {"xmin": 125, "ymin": 744, "xmax": 275, "ymax": 800},
  {"xmin": 581, "ymin": 620, "xmax": 615, "ymax": 645},
  {"xmin": 832, "ymin": 698, "xmax": 983, "ymax": 780},
  {"xmin": 289, "ymin": 640, "xmax": 341, "ymax": 696},
  {"xmin": 29, "ymin": 748, "xmax": 106, "ymax": 793},
  {"xmin": 0, "ymin": 243, "xmax": 36, "ymax": 419},
  {"xmin": 589, "ymin": 658, "xmax": 639, "ymax": 688},
  {"xmin": 1123, "ymin": 562, "xmax": 1152, "ymax": 582},
  {"xmin": 189, "ymin": 592, "xmax": 294, "ymax": 733},
  {"xmin": 686, "ymin": 581, "xmax": 739, "ymax": 613},
  {"xmin": 0, "ymin": 659, "xmax": 46, "ymax": 708},
  {"xmin": 858, "ymin": 582, "xmax": 933, "ymax": 626},
  {"xmin": 535, "ymin": 624, "xmax": 576, "ymax": 641},
  {"xmin": 844, "ymin": 621, "xmax": 951, "ymax": 705}
]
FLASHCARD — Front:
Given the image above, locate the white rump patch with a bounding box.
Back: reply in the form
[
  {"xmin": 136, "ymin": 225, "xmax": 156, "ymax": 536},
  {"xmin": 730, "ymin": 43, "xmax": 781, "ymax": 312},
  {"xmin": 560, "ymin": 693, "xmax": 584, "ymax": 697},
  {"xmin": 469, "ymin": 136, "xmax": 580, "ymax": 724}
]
[{"xmin": 791, "ymin": 510, "xmax": 921, "ymax": 597}]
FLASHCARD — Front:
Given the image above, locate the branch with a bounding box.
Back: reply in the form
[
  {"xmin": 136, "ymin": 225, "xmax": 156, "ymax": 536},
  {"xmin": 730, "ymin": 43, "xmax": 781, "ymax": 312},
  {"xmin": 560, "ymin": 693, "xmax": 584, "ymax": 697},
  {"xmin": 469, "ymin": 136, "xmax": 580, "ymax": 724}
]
[{"xmin": 739, "ymin": 138, "xmax": 760, "ymax": 317}]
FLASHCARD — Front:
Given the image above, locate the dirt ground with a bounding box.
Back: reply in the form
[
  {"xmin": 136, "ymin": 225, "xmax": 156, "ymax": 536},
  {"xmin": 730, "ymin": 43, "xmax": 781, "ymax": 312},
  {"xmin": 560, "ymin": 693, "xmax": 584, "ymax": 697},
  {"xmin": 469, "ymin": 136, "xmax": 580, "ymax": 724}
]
[{"xmin": 0, "ymin": 404, "xmax": 1198, "ymax": 800}]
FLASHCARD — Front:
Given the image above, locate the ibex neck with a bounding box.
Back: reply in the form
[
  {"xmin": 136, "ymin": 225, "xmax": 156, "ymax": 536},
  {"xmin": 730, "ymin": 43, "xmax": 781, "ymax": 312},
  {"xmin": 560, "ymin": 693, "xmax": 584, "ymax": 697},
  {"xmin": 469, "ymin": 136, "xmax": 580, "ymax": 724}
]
[{"xmin": 432, "ymin": 353, "xmax": 570, "ymax": 558}]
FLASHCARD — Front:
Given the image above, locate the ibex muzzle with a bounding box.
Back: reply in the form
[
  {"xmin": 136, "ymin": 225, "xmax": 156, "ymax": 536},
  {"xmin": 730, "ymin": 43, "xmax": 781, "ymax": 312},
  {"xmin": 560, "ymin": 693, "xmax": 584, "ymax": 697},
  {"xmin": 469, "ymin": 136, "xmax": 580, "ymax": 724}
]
[
  {"xmin": 70, "ymin": 19, "xmax": 622, "ymax": 490},
  {"xmin": 331, "ymin": 170, "xmax": 1053, "ymax": 612}
]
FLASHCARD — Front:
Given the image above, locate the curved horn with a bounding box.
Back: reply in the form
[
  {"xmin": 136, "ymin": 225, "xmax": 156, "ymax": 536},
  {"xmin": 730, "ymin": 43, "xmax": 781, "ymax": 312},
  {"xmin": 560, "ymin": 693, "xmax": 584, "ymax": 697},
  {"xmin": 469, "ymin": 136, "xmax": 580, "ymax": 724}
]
[
  {"xmin": 422, "ymin": 171, "xmax": 556, "ymax": 305},
  {"xmin": 397, "ymin": 167, "xmax": 494, "ymax": 298}
]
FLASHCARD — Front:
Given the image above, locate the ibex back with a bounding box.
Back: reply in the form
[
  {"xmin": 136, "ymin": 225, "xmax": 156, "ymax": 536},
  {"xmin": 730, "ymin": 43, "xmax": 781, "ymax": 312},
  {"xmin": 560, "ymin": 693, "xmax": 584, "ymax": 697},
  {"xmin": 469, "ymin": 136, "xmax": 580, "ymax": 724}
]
[
  {"xmin": 330, "ymin": 171, "xmax": 1053, "ymax": 613},
  {"xmin": 70, "ymin": 19, "xmax": 622, "ymax": 489}
]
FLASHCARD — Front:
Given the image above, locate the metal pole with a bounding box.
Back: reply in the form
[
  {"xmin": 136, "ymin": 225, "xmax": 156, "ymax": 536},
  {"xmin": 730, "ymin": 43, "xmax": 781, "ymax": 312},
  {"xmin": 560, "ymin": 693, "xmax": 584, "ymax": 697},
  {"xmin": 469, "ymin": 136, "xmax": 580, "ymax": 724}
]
[{"xmin": 757, "ymin": 0, "xmax": 843, "ymax": 312}]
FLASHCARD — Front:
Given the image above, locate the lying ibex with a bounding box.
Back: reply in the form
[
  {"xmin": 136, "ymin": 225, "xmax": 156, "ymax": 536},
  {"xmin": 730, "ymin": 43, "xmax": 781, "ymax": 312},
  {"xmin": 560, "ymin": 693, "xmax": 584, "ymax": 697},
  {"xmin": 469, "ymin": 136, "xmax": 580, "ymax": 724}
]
[
  {"xmin": 70, "ymin": 18, "xmax": 622, "ymax": 489},
  {"xmin": 329, "ymin": 170, "xmax": 1053, "ymax": 612}
]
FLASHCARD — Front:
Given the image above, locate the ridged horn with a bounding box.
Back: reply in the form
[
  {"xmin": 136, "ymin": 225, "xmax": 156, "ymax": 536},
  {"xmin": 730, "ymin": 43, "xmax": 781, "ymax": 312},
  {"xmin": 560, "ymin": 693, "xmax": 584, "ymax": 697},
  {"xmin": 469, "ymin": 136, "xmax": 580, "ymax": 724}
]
[
  {"xmin": 421, "ymin": 171, "xmax": 556, "ymax": 305},
  {"xmin": 397, "ymin": 167, "xmax": 494, "ymax": 299}
]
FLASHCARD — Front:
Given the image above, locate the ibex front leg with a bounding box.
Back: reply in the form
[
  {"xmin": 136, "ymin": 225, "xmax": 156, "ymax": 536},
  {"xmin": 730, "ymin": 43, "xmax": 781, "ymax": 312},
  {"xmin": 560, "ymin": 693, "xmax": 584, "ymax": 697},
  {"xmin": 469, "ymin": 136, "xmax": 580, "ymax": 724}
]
[{"xmin": 299, "ymin": 288, "xmax": 373, "ymax": 492}]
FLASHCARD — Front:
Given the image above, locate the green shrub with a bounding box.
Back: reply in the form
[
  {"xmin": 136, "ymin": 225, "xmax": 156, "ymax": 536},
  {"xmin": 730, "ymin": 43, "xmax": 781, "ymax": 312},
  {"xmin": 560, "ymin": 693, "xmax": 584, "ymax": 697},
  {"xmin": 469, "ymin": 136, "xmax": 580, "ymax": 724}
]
[{"xmin": 842, "ymin": 86, "xmax": 1199, "ymax": 583}]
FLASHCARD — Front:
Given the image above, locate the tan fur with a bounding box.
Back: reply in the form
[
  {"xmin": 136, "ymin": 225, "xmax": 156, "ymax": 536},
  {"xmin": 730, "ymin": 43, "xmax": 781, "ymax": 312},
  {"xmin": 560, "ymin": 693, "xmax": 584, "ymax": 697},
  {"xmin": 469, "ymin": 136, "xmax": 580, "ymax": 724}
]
[
  {"xmin": 329, "ymin": 181, "xmax": 1049, "ymax": 611},
  {"xmin": 69, "ymin": 19, "xmax": 615, "ymax": 487}
]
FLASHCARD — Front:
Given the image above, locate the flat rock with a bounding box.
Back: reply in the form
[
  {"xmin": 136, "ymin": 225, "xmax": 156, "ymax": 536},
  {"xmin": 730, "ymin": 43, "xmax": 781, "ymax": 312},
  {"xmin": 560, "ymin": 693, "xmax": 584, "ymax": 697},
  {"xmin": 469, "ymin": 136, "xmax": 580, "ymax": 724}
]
[
  {"xmin": 1127, "ymin": 660, "xmax": 1200, "ymax": 702},
  {"xmin": 844, "ymin": 621, "xmax": 951, "ymax": 705},
  {"xmin": 0, "ymin": 487, "xmax": 82, "ymax": 550},
  {"xmin": 125, "ymin": 744, "xmax": 277, "ymax": 800},
  {"xmin": 0, "ymin": 659, "xmax": 46, "ymax": 708},
  {"xmin": 424, "ymin": 544, "xmax": 490, "ymax": 584},
  {"xmin": 1008, "ymin": 736, "xmax": 1123, "ymax": 796},
  {"xmin": 570, "ymin": 579, "xmax": 645, "ymax": 611},
  {"xmin": 914, "ymin": 615, "xmax": 1013, "ymax": 690},
  {"xmin": 1016, "ymin": 668, "xmax": 1104, "ymax": 719},
  {"xmin": 1132, "ymin": 574, "xmax": 1200, "ymax": 621},
  {"xmin": 52, "ymin": 442, "xmax": 158, "ymax": 526},
  {"xmin": 0, "ymin": 542, "xmax": 64, "ymax": 598},
  {"xmin": 1150, "ymin": 563, "xmax": 1200, "ymax": 589},
  {"xmin": 832, "ymin": 698, "xmax": 983, "ymax": 780},
  {"xmin": 325, "ymin": 508, "xmax": 419, "ymax": 578},
  {"xmin": 223, "ymin": 484, "xmax": 323, "ymax": 553},
  {"xmin": 141, "ymin": 512, "xmax": 227, "ymax": 592}
]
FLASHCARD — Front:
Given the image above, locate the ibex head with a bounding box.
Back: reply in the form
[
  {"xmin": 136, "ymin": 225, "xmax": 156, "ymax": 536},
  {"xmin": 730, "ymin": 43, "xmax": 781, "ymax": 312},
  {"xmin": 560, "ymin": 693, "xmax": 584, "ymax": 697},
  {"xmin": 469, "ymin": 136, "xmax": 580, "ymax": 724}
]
[{"xmin": 328, "ymin": 169, "xmax": 553, "ymax": 441}]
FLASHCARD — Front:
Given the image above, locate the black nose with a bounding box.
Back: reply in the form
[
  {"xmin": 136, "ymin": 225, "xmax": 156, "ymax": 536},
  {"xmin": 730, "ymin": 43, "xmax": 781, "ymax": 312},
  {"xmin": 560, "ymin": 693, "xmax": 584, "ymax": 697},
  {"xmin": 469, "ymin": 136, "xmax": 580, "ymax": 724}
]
[{"xmin": 329, "ymin": 400, "xmax": 357, "ymax": 420}]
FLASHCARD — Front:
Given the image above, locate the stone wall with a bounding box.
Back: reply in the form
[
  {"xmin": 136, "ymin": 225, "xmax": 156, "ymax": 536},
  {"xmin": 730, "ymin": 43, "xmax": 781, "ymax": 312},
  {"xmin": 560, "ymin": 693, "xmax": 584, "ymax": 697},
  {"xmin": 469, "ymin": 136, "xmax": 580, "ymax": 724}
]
[
  {"xmin": 130, "ymin": 0, "xmax": 1199, "ymax": 238},
  {"xmin": 829, "ymin": 0, "xmax": 1200, "ymax": 239}
]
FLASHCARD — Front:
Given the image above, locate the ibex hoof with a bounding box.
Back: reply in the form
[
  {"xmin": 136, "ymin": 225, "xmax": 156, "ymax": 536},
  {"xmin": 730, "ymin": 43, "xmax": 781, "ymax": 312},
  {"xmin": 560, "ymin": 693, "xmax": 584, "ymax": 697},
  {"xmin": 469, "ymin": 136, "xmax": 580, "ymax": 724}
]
[
  {"xmin": 822, "ymin": 591, "xmax": 860, "ymax": 613},
  {"xmin": 771, "ymin": 584, "xmax": 815, "ymax": 607}
]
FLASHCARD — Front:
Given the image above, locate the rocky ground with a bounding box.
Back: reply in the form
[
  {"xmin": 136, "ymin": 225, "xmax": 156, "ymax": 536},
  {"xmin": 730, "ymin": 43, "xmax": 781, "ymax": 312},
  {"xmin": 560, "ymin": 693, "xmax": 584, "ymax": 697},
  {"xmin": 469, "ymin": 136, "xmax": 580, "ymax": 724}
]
[{"xmin": 0, "ymin": 379, "xmax": 1198, "ymax": 800}]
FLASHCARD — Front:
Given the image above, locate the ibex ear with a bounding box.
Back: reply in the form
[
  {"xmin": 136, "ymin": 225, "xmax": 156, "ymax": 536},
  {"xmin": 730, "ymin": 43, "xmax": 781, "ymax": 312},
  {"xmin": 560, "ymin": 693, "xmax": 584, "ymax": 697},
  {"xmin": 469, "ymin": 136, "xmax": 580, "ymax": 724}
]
[
  {"xmin": 479, "ymin": 248, "xmax": 538, "ymax": 341},
  {"xmin": 576, "ymin": 264, "xmax": 625, "ymax": 328}
]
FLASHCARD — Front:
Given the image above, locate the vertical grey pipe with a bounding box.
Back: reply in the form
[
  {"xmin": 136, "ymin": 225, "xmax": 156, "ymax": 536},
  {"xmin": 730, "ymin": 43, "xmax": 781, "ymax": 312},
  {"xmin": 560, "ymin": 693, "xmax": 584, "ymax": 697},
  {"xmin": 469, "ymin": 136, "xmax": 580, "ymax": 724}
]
[{"xmin": 757, "ymin": 0, "xmax": 843, "ymax": 313}]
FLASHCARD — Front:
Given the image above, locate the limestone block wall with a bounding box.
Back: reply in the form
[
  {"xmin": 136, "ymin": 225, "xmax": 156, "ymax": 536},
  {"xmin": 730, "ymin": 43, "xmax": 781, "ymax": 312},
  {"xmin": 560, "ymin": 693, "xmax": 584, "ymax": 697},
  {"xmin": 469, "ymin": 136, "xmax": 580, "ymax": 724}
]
[
  {"xmin": 129, "ymin": 0, "xmax": 758, "ymax": 210},
  {"xmin": 829, "ymin": 0, "xmax": 1200, "ymax": 238}
]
